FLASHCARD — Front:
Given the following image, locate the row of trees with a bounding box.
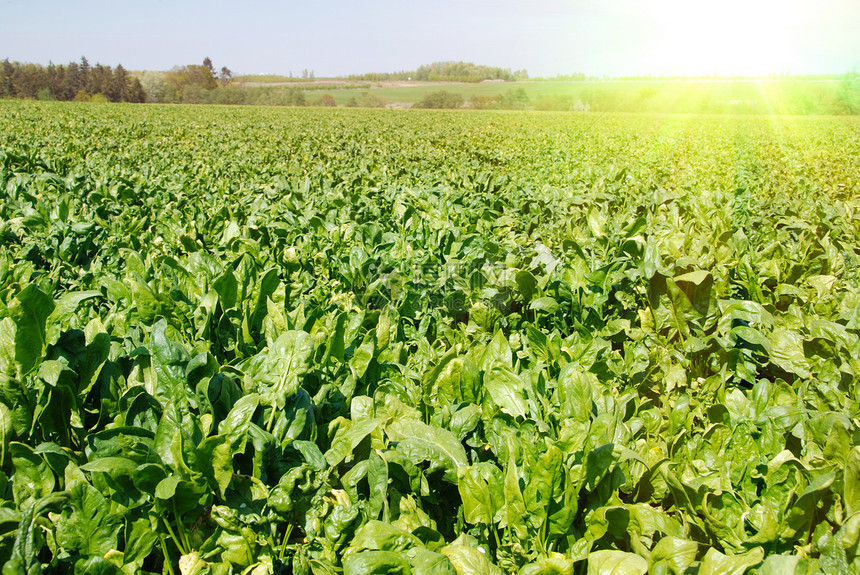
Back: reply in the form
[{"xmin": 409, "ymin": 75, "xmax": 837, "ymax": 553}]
[
  {"xmin": 140, "ymin": 57, "xmax": 234, "ymax": 103},
  {"xmin": 415, "ymin": 88, "xmax": 534, "ymax": 110},
  {"xmin": 0, "ymin": 57, "xmax": 146, "ymax": 102},
  {"xmin": 348, "ymin": 61, "xmax": 528, "ymax": 83}
]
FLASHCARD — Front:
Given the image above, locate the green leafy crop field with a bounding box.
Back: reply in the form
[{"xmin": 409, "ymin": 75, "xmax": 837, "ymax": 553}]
[{"xmin": 1, "ymin": 100, "xmax": 860, "ymax": 574}]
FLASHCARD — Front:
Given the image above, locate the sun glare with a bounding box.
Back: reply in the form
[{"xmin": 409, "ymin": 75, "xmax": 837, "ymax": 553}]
[{"xmin": 646, "ymin": 0, "xmax": 808, "ymax": 76}]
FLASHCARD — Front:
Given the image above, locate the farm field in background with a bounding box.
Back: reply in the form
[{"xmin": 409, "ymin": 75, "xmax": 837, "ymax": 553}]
[
  {"xmin": 1, "ymin": 100, "xmax": 860, "ymax": 573},
  {"xmin": 233, "ymin": 77, "xmax": 856, "ymax": 114}
]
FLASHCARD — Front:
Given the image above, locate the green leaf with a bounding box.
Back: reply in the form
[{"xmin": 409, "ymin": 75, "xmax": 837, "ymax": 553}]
[
  {"xmin": 44, "ymin": 290, "xmax": 101, "ymax": 347},
  {"xmin": 442, "ymin": 537, "xmax": 503, "ymax": 575},
  {"xmin": 9, "ymin": 284, "xmax": 54, "ymax": 375},
  {"xmin": 213, "ymin": 268, "xmax": 238, "ymax": 311},
  {"xmin": 293, "ymin": 439, "xmax": 327, "ymax": 470},
  {"xmin": 525, "ymin": 323, "xmax": 552, "ymax": 364},
  {"xmin": 387, "ymin": 419, "xmax": 467, "ymax": 483},
  {"xmin": 343, "ymin": 550, "xmax": 412, "ymax": 575},
  {"xmin": 697, "ymin": 547, "xmax": 764, "ymax": 575},
  {"xmin": 198, "ymin": 435, "xmax": 233, "ymax": 498},
  {"xmin": 586, "ymin": 550, "xmax": 648, "ymax": 575},
  {"xmin": 643, "ymin": 237, "xmax": 661, "ymax": 280},
  {"xmin": 518, "ymin": 555, "xmax": 574, "ymax": 575},
  {"xmin": 558, "ymin": 365, "xmax": 597, "ymax": 421},
  {"xmin": 409, "ymin": 548, "xmax": 457, "ymax": 575},
  {"xmin": 350, "ymin": 332, "xmax": 376, "ymax": 379},
  {"xmin": 530, "ymin": 297, "xmax": 560, "ymax": 313},
  {"xmin": 73, "ymin": 557, "xmax": 122, "ymax": 575},
  {"xmin": 673, "ymin": 270, "xmax": 713, "ymax": 318},
  {"xmin": 422, "ymin": 346, "xmax": 460, "ymax": 406},
  {"xmin": 845, "ymin": 447, "xmax": 860, "ymax": 517},
  {"xmin": 367, "ymin": 450, "xmax": 389, "ymax": 520},
  {"xmin": 55, "ymin": 482, "xmax": 122, "ymax": 557},
  {"xmin": 769, "ymin": 328, "xmax": 810, "ymax": 379},
  {"xmin": 504, "ymin": 457, "xmax": 529, "ymax": 540},
  {"xmin": 217, "ymin": 393, "xmax": 259, "ymax": 452},
  {"xmin": 479, "ymin": 330, "xmax": 513, "ymax": 371},
  {"xmin": 326, "ymin": 311, "xmax": 348, "ymax": 363},
  {"xmin": 0, "ymin": 402, "xmax": 12, "ymax": 468},
  {"xmin": 649, "ymin": 536, "xmax": 698, "ymax": 575},
  {"xmin": 516, "ymin": 270, "xmax": 538, "ymax": 302},
  {"xmin": 351, "ymin": 520, "xmax": 422, "ymax": 552},
  {"xmin": 757, "ymin": 555, "xmax": 800, "ymax": 575},
  {"xmin": 10, "ymin": 442, "xmax": 55, "ymax": 507},
  {"xmin": 150, "ymin": 318, "xmax": 191, "ymax": 395},
  {"xmin": 459, "ymin": 464, "xmax": 498, "ymax": 525},
  {"xmin": 325, "ymin": 418, "xmax": 382, "ymax": 467},
  {"xmin": 256, "ymin": 330, "xmax": 314, "ymax": 409},
  {"xmin": 429, "ymin": 356, "xmax": 482, "ymax": 407},
  {"xmin": 483, "ymin": 367, "xmax": 528, "ymax": 419},
  {"xmin": 3, "ymin": 492, "xmax": 67, "ymax": 575},
  {"xmin": 121, "ymin": 518, "xmax": 160, "ymax": 571}
]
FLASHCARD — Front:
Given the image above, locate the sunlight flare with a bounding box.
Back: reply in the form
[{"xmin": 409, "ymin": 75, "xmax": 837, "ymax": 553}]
[{"xmin": 645, "ymin": 0, "xmax": 810, "ymax": 75}]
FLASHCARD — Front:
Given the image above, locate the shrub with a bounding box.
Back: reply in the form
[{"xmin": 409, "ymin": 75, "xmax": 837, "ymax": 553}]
[
  {"xmin": 414, "ymin": 90, "xmax": 464, "ymax": 109},
  {"xmin": 356, "ymin": 92, "xmax": 387, "ymax": 108},
  {"xmin": 312, "ymin": 94, "xmax": 337, "ymax": 107}
]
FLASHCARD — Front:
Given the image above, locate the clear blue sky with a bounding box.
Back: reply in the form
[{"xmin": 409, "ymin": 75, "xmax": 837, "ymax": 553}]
[{"xmin": 1, "ymin": 0, "xmax": 858, "ymax": 77}]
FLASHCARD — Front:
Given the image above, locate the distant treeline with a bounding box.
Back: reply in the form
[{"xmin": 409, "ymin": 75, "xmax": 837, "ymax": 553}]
[
  {"xmin": 0, "ymin": 57, "xmax": 145, "ymax": 102},
  {"xmin": 347, "ymin": 61, "xmax": 529, "ymax": 83}
]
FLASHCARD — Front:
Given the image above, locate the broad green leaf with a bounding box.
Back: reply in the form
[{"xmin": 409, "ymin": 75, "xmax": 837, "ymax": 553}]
[
  {"xmin": 122, "ymin": 518, "xmax": 160, "ymax": 571},
  {"xmin": 343, "ymin": 550, "xmax": 412, "ymax": 575},
  {"xmin": 516, "ymin": 270, "xmax": 538, "ymax": 302},
  {"xmin": 649, "ymin": 536, "xmax": 697, "ymax": 575},
  {"xmin": 558, "ymin": 365, "xmax": 597, "ymax": 421},
  {"xmin": 10, "ymin": 442, "xmax": 55, "ymax": 507},
  {"xmin": 530, "ymin": 297, "xmax": 560, "ymax": 313},
  {"xmin": 586, "ymin": 550, "xmax": 648, "ymax": 575},
  {"xmin": 518, "ymin": 555, "xmax": 574, "ymax": 575},
  {"xmin": 367, "ymin": 450, "xmax": 389, "ymax": 520},
  {"xmin": 256, "ymin": 330, "xmax": 313, "ymax": 409},
  {"xmin": 55, "ymin": 482, "xmax": 122, "ymax": 557},
  {"xmin": 673, "ymin": 270, "xmax": 713, "ymax": 317},
  {"xmin": 198, "ymin": 435, "xmax": 233, "ymax": 497},
  {"xmin": 351, "ymin": 520, "xmax": 422, "ymax": 552},
  {"xmin": 525, "ymin": 323, "xmax": 552, "ymax": 364},
  {"xmin": 293, "ymin": 439, "xmax": 327, "ymax": 470},
  {"xmin": 327, "ymin": 311, "xmax": 348, "ymax": 363},
  {"xmin": 697, "ymin": 547, "xmax": 764, "ymax": 575},
  {"xmin": 325, "ymin": 417, "xmax": 382, "ymax": 467},
  {"xmin": 387, "ymin": 419, "xmax": 467, "ymax": 483},
  {"xmin": 643, "ymin": 237, "xmax": 661, "ymax": 279},
  {"xmin": 769, "ymin": 328, "xmax": 810, "ymax": 378},
  {"xmin": 480, "ymin": 329, "xmax": 513, "ymax": 371},
  {"xmin": 213, "ymin": 268, "xmax": 238, "ymax": 311},
  {"xmin": 4, "ymin": 492, "xmax": 67, "ymax": 575},
  {"xmin": 0, "ymin": 402, "xmax": 11, "ymax": 467},
  {"xmin": 350, "ymin": 332, "xmax": 376, "ymax": 379},
  {"xmin": 484, "ymin": 367, "xmax": 528, "ymax": 419},
  {"xmin": 459, "ymin": 464, "xmax": 500, "ymax": 525},
  {"xmin": 44, "ymin": 290, "xmax": 101, "ymax": 347},
  {"xmin": 504, "ymin": 457, "xmax": 529, "ymax": 540},
  {"xmin": 409, "ymin": 548, "xmax": 457, "ymax": 575},
  {"xmin": 150, "ymin": 318, "xmax": 191, "ymax": 394},
  {"xmin": 422, "ymin": 346, "xmax": 460, "ymax": 406},
  {"xmin": 757, "ymin": 555, "xmax": 800, "ymax": 575},
  {"xmin": 217, "ymin": 393, "xmax": 259, "ymax": 452},
  {"xmin": 442, "ymin": 537, "xmax": 503, "ymax": 575},
  {"xmin": 9, "ymin": 284, "xmax": 54, "ymax": 375}
]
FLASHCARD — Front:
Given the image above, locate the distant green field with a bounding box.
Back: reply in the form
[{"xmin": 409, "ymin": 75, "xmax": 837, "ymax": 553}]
[{"xmin": 299, "ymin": 78, "xmax": 856, "ymax": 114}]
